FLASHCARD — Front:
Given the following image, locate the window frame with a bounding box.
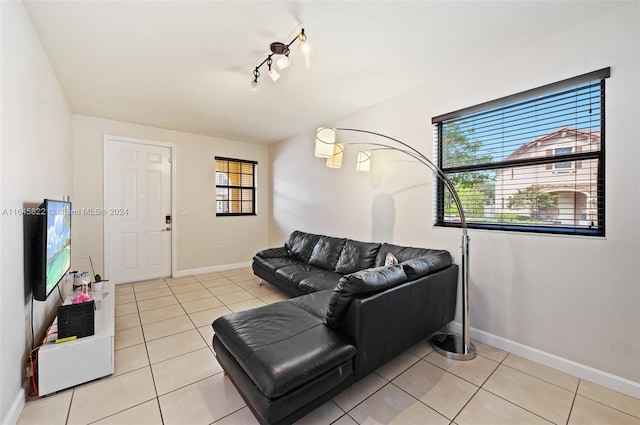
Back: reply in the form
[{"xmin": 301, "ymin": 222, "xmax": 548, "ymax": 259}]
[
  {"xmin": 215, "ymin": 156, "xmax": 257, "ymax": 217},
  {"xmin": 432, "ymin": 68, "xmax": 610, "ymax": 237}
]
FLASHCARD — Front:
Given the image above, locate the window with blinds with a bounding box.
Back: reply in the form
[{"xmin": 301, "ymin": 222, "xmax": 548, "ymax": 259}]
[
  {"xmin": 432, "ymin": 68, "xmax": 609, "ymax": 236},
  {"xmin": 215, "ymin": 157, "xmax": 257, "ymax": 216}
]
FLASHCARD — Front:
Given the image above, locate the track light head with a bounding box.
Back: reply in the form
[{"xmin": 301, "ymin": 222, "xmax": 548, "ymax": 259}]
[
  {"xmin": 298, "ymin": 29, "xmax": 309, "ymax": 54},
  {"xmin": 277, "ymin": 53, "xmax": 290, "ymax": 70},
  {"xmin": 250, "ymin": 68, "xmax": 260, "ymax": 90},
  {"xmin": 267, "ymin": 58, "xmax": 280, "ymax": 81}
]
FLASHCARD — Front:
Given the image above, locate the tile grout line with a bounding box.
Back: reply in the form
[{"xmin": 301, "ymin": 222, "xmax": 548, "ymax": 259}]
[
  {"xmin": 75, "ymin": 282, "xmax": 158, "ymax": 424},
  {"xmin": 205, "ymin": 405, "xmax": 247, "ymax": 425},
  {"xmin": 115, "ymin": 288, "xmax": 230, "ymax": 424},
  {"xmin": 135, "ymin": 278, "xmax": 163, "ymax": 424},
  {"xmin": 388, "ymin": 380, "xmax": 452, "ymax": 423},
  {"xmin": 499, "ymin": 359, "xmax": 580, "ymax": 394},
  {"xmin": 573, "ymin": 391, "xmax": 640, "ymax": 421},
  {"xmin": 491, "ymin": 361, "xmax": 591, "ymax": 422},
  {"xmin": 450, "ymin": 348, "xmax": 507, "ymax": 425},
  {"xmin": 139, "ymin": 274, "xmax": 222, "ymax": 423},
  {"xmin": 145, "ymin": 275, "xmax": 231, "ymax": 405},
  {"xmin": 338, "ymin": 342, "xmax": 439, "ymax": 419},
  {"xmin": 330, "ymin": 346, "xmax": 430, "ymax": 416},
  {"xmin": 479, "ymin": 353, "xmax": 562, "ymax": 425},
  {"xmin": 84, "ymin": 399, "xmax": 160, "ymax": 425},
  {"xmin": 565, "ymin": 379, "xmax": 580, "ymax": 425},
  {"xmin": 64, "ymin": 388, "xmax": 74, "ymax": 425}
]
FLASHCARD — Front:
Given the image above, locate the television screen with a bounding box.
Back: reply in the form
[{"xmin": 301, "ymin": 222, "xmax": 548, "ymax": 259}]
[
  {"xmin": 45, "ymin": 200, "xmax": 72, "ymax": 296},
  {"xmin": 37, "ymin": 200, "xmax": 71, "ymax": 300}
]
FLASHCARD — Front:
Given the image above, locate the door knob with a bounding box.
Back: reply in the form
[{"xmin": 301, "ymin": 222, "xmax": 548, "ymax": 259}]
[{"xmin": 162, "ymin": 227, "xmax": 171, "ymax": 231}]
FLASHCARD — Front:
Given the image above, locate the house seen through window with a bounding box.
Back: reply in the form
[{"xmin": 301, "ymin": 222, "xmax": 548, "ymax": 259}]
[
  {"xmin": 432, "ymin": 68, "xmax": 609, "ymax": 236},
  {"xmin": 215, "ymin": 157, "xmax": 257, "ymax": 216}
]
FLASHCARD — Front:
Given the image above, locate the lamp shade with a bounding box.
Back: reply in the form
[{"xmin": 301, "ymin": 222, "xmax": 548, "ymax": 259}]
[
  {"xmin": 326, "ymin": 144, "xmax": 343, "ymax": 169},
  {"xmin": 299, "ymin": 40, "xmax": 310, "ymax": 54},
  {"xmin": 356, "ymin": 151, "xmax": 372, "ymax": 172},
  {"xmin": 315, "ymin": 127, "xmax": 336, "ymax": 158}
]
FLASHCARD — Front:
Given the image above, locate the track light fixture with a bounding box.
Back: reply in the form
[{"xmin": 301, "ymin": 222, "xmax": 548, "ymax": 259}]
[{"xmin": 250, "ymin": 28, "xmax": 308, "ymax": 90}]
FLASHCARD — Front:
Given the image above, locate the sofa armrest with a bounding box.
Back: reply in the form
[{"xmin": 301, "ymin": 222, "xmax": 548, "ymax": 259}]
[
  {"xmin": 338, "ymin": 264, "xmax": 458, "ymax": 380},
  {"xmin": 255, "ymin": 247, "xmax": 289, "ymax": 258},
  {"xmin": 400, "ymin": 251, "xmax": 452, "ymax": 279},
  {"xmin": 325, "ymin": 265, "xmax": 407, "ymax": 327}
]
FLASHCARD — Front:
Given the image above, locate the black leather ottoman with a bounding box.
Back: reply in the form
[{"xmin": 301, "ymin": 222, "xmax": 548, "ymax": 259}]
[{"xmin": 212, "ymin": 301, "xmax": 356, "ymax": 425}]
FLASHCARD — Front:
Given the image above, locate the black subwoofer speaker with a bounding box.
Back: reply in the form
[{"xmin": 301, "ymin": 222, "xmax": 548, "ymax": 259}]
[{"xmin": 57, "ymin": 301, "xmax": 95, "ymax": 339}]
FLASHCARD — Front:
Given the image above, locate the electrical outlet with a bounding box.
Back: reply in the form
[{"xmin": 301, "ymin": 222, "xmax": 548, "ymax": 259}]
[
  {"xmin": 25, "ymin": 366, "xmax": 31, "ymax": 378},
  {"xmin": 217, "ymin": 245, "xmax": 222, "ymax": 251}
]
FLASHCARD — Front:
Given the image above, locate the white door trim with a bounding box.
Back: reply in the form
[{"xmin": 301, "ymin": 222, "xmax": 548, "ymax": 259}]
[{"xmin": 103, "ymin": 134, "xmax": 177, "ymax": 282}]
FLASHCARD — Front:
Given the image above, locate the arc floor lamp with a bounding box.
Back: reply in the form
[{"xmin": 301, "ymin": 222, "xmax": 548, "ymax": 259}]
[{"xmin": 315, "ymin": 127, "xmax": 476, "ymax": 361}]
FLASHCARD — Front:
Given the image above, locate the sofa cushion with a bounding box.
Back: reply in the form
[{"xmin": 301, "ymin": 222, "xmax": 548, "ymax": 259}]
[
  {"xmin": 325, "ymin": 265, "xmax": 407, "ymax": 327},
  {"xmin": 213, "ymin": 302, "xmax": 356, "ymax": 399},
  {"xmin": 285, "ymin": 230, "xmax": 322, "ymax": 262},
  {"xmin": 308, "ymin": 236, "xmax": 347, "ymax": 270},
  {"xmin": 298, "ymin": 272, "xmax": 343, "ymax": 293},
  {"xmin": 400, "ymin": 253, "xmax": 453, "ymax": 279},
  {"xmin": 274, "ymin": 263, "xmax": 323, "ymax": 293},
  {"xmin": 289, "ymin": 290, "xmax": 333, "ymax": 319},
  {"xmin": 335, "ymin": 240, "xmax": 381, "ymax": 274},
  {"xmin": 273, "ymin": 264, "xmax": 342, "ymax": 294},
  {"xmin": 253, "ymin": 254, "xmax": 300, "ymax": 272}
]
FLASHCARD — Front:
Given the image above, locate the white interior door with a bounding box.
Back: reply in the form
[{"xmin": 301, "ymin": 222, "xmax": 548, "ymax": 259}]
[{"xmin": 105, "ymin": 137, "xmax": 172, "ymax": 283}]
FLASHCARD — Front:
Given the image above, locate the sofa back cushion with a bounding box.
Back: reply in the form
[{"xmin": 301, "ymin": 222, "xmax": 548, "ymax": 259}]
[
  {"xmin": 374, "ymin": 243, "xmax": 432, "ymax": 266},
  {"xmin": 325, "ymin": 265, "xmax": 407, "ymax": 327},
  {"xmin": 308, "ymin": 236, "xmax": 347, "ymax": 270},
  {"xmin": 285, "ymin": 230, "xmax": 322, "ymax": 262},
  {"xmin": 400, "ymin": 253, "xmax": 452, "ymax": 279},
  {"xmin": 335, "ymin": 240, "xmax": 381, "ymax": 274},
  {"xmin": 375, "ymin": 243, "xmax": 452, "ymax": 276}
]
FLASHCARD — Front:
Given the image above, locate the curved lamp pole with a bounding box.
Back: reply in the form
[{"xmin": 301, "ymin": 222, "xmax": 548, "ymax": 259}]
[{"xmin": 315, "ymin": 127, "xmax": 476, "ymax": 361}]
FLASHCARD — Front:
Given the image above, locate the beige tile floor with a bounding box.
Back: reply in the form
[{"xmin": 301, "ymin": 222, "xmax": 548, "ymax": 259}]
[{"xmin": 18, "ymin": 267, "xmax": 640, "ymax": 425}]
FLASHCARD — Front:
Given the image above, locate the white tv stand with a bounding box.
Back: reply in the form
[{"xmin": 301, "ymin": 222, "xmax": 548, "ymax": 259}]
[{"xmin": 37, "ymin": 282, "xmax": 115, "ymax": 396}]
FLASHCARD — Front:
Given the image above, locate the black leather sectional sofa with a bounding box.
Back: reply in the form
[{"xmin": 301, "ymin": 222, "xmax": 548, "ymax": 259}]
[{"xmin": 212, "ymin": 230, "xmax": 458, "ymax": 425}]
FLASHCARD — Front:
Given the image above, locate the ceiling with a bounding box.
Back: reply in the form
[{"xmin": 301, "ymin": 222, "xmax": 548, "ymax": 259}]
[{"xmin": 24, "ymin": 1, "xmax": 622, "ymax": 145}]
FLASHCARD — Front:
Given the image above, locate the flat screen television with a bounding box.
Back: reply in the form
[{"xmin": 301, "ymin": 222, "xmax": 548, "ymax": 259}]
[{"xmin": 32, "ymin": 199, "xmax": 72, "ymax": 301}]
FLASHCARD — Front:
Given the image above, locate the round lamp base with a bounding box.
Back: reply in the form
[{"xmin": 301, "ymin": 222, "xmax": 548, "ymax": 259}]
[{"xmin": 430, "ymin": 333, "xmax": 476, "ymax": 361}]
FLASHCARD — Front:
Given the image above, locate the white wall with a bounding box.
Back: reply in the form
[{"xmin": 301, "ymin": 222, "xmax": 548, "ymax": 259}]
[
  {"xmin": 0, "ymin": 2, "xmax": 73, "ymax": 423},
  {"xmin": 270, "ymin": 3, "xmax": 640, "ymax": 393},
  {"xmin": 72, "ymin": 115, "xmax": 269, "ymax": 277}
]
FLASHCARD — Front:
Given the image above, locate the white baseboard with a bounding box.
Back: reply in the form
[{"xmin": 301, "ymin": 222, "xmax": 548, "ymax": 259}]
[
  {"xmin": 3, "ymin": 387, "xmax": 25, "ymax": 425},
  {"xmin": 173, "ymin": 261, "xmax": 252, "ymax": 278},
  {"xmin": 448, "ymin": 322, "xmax": 640, "ymax": 399}
]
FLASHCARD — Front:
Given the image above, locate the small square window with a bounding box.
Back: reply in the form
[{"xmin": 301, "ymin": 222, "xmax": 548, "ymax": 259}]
[{"xmin": 215, "ymin": 157, "xmax": 257, "ymax": 216}]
